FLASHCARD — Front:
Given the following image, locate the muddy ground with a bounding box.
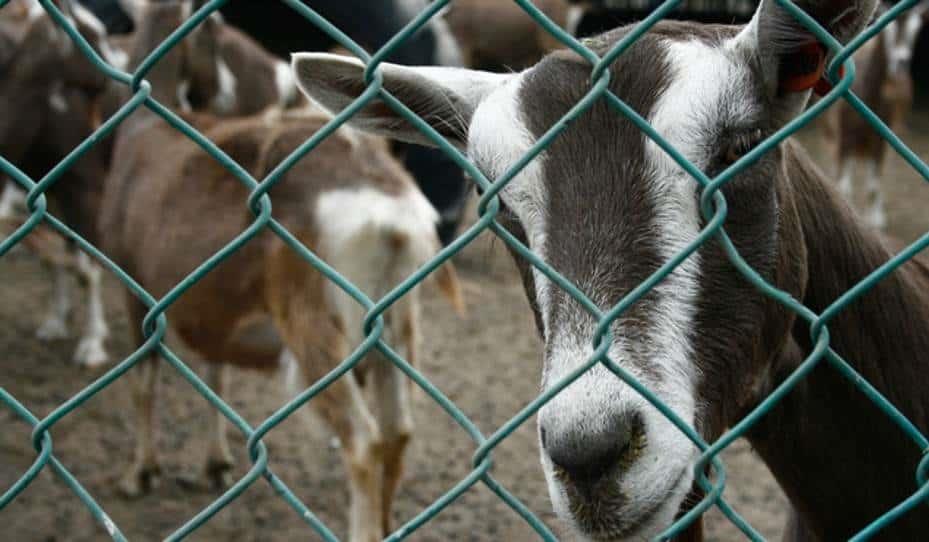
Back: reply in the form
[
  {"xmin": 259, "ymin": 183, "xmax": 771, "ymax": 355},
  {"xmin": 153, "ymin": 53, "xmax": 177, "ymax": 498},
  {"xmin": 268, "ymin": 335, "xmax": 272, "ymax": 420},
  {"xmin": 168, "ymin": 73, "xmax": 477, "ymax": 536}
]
[{"xmin": 1, "ymin": 111, "xmax": 928, "ymax": 541}]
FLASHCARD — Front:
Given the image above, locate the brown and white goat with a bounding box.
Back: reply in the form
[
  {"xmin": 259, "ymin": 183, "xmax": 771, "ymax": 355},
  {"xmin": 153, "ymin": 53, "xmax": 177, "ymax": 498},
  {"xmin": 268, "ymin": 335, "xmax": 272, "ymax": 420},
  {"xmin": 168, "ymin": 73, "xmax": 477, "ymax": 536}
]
[
  {"xmin": 832, "ymin": 1, "xmax": 928, "ymax": 229},
  {"xmin": 0, "ymin": 0, "xmax": 120, "ymax": 366},
  {"xmin": 103, "ymin": 107, "xmax": 462, "ymax": 541},
  {"xmin": 294, "ymin": 0, "xmax": 929, "ymax": 538},
  {"xmin": 445, "ymin": 0, "xmax": 580, "ymax": 71},
  {"xmin": 97, "ymin": 8, "xmax": 463, "ymax": 542}
]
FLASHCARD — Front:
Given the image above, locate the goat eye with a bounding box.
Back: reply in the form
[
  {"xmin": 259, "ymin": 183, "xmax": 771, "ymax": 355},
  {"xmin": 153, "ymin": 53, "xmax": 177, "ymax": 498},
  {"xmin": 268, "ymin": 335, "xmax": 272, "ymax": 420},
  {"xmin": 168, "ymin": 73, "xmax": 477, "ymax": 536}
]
[{"xmin": 722, "ymin": 129, "xmax": 764, "ymax": 166}]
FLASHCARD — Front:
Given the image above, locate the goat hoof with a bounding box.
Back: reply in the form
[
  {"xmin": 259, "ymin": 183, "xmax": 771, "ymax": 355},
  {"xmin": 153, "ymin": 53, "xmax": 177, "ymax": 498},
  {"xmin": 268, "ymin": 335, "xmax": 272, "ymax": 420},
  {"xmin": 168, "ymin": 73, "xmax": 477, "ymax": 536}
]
[
  {"xmin": 117, "ymin": 464, "xmax": 161, "ymax": 498},
  {"xmin": 205, "ymin": 458, "xmax": 235, "ymax": 491},
  {"xmin": 74, "ymin": 338, "xmax": 109, "ymax": 367},
  {"xmin": 177, "ymin": 460, "xmax": 235, "ymax": 493},
  {"xmin": 36, "ymin": 318, "xmax": 69, "ymax": 341}
]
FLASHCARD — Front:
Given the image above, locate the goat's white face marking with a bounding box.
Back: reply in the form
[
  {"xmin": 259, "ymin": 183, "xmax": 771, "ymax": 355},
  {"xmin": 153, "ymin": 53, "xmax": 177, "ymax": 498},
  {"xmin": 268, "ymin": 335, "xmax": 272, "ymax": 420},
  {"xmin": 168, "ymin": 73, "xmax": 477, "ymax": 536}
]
[
  {"xmin": 211, "ymin": 58, "xmax": 238, "ymax": 114},
  {"xmin": 273, "ymin": 60, "xmax": 298, "ymax": 108},
  {"xmin": 467, "ymin": 71, "xmax": 555, "ymax": 330},
  {"xmin": 648, "ymin": 39, "xmax": 757, "ymax": 172}
]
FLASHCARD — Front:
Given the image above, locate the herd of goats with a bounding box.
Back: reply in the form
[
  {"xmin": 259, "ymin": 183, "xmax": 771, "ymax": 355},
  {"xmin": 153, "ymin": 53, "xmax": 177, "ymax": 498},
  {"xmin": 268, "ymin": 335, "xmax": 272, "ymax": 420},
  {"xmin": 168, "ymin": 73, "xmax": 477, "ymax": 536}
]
[{"xmin": 2, "ymin": 0, "xmax": 929, "ymax": 541}]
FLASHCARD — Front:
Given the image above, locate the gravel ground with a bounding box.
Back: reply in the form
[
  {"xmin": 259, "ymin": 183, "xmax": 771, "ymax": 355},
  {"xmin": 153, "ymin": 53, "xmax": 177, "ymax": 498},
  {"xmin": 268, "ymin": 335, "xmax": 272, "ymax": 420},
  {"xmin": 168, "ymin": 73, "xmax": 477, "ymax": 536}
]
[{"xmin": 1, "ymin": 111, "xmax": 927, "ymax": 541}]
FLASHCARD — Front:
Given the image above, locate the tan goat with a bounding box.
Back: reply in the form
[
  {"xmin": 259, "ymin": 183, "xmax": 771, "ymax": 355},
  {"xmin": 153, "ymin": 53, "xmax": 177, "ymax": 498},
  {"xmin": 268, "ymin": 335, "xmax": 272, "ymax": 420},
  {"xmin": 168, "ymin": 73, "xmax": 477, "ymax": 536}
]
[
  {"xmin": 100, "ymin": 11, "xmax": 462, "ymax": 542},
  {"xmin": 102, "ymin": 108, "xmax": 462, "ymax": 541}
]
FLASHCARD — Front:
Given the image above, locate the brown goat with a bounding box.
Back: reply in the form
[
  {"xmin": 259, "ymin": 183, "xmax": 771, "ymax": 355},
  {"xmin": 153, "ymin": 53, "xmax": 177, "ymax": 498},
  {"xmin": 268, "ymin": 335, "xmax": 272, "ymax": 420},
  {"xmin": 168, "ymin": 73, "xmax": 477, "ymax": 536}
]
[
  {"xmin": 0, "ymin": 0, "xmax": 119, "ymax": 366},
  {"xmin": 103, "ymin": 106, "xmax": 463, "ymax": 542},
  {"xmin": 97, "ymin": 6, "xmax": 463, "ymax": 542}
]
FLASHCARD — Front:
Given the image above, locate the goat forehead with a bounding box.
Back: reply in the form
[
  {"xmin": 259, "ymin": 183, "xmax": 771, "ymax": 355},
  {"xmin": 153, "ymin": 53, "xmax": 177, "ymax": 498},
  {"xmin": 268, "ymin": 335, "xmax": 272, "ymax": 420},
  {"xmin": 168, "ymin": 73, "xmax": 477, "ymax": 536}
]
[{"xmin": 648, "ymin": 38, "xmax": 756, "ymax": 173}]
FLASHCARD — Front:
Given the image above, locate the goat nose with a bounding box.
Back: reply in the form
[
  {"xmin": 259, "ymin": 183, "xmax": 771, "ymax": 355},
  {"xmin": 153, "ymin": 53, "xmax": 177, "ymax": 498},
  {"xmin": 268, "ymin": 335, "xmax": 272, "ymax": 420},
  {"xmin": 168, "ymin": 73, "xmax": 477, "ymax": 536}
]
[{"xmin": 542, "ymin": 413, "xmax": 645, "ymax": 486}]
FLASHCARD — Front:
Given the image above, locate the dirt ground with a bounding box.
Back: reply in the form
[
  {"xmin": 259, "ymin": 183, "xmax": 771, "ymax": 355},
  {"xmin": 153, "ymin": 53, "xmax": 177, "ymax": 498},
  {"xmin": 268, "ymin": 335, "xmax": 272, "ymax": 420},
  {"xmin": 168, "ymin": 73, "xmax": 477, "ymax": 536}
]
[{"xmin": 1, "ymin": 109, "xmax": 928, "ymax": 541}]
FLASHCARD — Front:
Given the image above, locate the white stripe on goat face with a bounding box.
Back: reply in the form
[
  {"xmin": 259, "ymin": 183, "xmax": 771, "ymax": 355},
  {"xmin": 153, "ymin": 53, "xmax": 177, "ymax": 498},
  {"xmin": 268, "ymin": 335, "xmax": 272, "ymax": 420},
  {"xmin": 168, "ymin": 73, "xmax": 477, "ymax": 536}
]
[
  {"xmin": 467, "ymin": 72, "xmax": 552, "ymax": 331},
  {"xmin": 273, "ymin": 60, "xmax": 297, "ymax": 108},
  {"xmin": 211, "ymin": 59, "xmax": 238, "ymax": 114},
  {"xmin": 639, "ymin": 33, "xmax": 758, "ymax": 448},
  {"xmin": 465, "ymin": 36, "xmax": 756, "ymax": 539}
]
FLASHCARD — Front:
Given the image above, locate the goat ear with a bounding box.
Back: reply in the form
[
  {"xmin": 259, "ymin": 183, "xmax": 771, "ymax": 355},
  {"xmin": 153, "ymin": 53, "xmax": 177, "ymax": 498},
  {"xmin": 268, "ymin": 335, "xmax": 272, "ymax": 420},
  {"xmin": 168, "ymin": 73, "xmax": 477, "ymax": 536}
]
[
  {"xmin": 291, "ymin": 52, "xmax": 510, "ymax": 149},
  {"xmin": 116, "ymin": 0, "xmax": 146, "ymax": 23},
  {"xmin": 739, "ymin": 0, "xmax": 878, "ymax": 104}
]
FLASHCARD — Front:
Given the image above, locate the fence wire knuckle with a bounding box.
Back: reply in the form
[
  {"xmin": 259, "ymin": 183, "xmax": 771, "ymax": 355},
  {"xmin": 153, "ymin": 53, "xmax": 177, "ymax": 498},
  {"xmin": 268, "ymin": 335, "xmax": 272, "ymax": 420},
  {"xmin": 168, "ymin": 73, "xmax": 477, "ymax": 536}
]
[{"xmin": 1, "ymin": 0, "xmax": 928, "ymax": 540}]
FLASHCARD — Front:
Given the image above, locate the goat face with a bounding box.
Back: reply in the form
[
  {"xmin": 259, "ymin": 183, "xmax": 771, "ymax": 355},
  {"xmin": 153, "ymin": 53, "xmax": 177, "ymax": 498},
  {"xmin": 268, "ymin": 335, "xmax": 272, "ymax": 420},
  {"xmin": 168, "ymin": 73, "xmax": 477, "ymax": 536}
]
[
  {"xmin": 293, "ymin": 0, "xmax": 876, "ymax": 538},
  {"xmin": 0, "ymin": 1, "xmax": 114, "ymax": 158},
  {"xmin": 0, "ymin": 2, "xmax": 73, "ymax": 159}
]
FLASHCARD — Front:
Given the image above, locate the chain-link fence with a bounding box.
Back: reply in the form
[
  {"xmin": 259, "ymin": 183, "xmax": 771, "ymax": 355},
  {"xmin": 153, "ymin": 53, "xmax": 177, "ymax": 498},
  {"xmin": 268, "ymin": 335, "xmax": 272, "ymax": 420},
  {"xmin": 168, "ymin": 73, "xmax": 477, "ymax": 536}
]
[{"xmin": 1, "ymin": 0, "xmax": 928, "ymax": 540}]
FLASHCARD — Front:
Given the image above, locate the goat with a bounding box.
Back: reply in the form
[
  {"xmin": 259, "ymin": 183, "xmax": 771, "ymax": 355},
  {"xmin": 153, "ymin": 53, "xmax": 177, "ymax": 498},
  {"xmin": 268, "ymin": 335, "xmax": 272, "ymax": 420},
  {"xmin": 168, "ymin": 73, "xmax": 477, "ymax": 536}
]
[
  {"xmin": 110, "ymin": 0, "xmax": 300, "ymax": 117},
  {"xmin": 445, "ymin": 0, "xmax": 581, "ymax": 72},
  {"xmin": 293, "ymin": 0, "xmax": 929, "ymax": 538},
  {"xmin": 0, "ymin": 0, "xmax": 119, "ymax": 366},
  {"xmin": 98, "ymin": 5, "xmax": 463, "ymax": 542},
  {"xmin": 831, "ymin": 1, "xmax": 928, "ymax": 229},
  {"xmin": 104, "ymin": 109, "xmax": 464, "ymax": 542}
]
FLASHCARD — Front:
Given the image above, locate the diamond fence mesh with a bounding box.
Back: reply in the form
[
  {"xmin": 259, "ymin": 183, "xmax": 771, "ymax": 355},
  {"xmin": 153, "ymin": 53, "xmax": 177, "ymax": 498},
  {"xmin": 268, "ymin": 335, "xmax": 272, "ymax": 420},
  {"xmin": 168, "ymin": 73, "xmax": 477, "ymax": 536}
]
[{"xmin": 0, "ymin": 0, "xmax": 928, "ymax": 540}]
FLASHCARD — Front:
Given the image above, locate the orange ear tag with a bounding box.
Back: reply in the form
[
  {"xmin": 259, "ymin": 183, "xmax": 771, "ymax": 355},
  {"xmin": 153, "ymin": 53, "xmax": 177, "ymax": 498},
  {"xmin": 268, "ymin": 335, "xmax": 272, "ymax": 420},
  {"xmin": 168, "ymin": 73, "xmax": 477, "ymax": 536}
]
[
  {"xmin": 780, "ymin": 43, "xmax": 827, "ymax": 93},
  {"xmin": 813, "ymin": 64, "xmax": 846, "ymax": 96}
]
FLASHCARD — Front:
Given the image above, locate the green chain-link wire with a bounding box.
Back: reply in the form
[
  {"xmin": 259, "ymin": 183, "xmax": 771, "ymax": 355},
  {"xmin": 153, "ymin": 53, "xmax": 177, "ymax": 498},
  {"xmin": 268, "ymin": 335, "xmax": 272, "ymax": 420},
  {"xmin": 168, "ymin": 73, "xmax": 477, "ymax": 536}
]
[{"xmin": 1, "ymin": 0, "xmax": 927, "ymax": 540}]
